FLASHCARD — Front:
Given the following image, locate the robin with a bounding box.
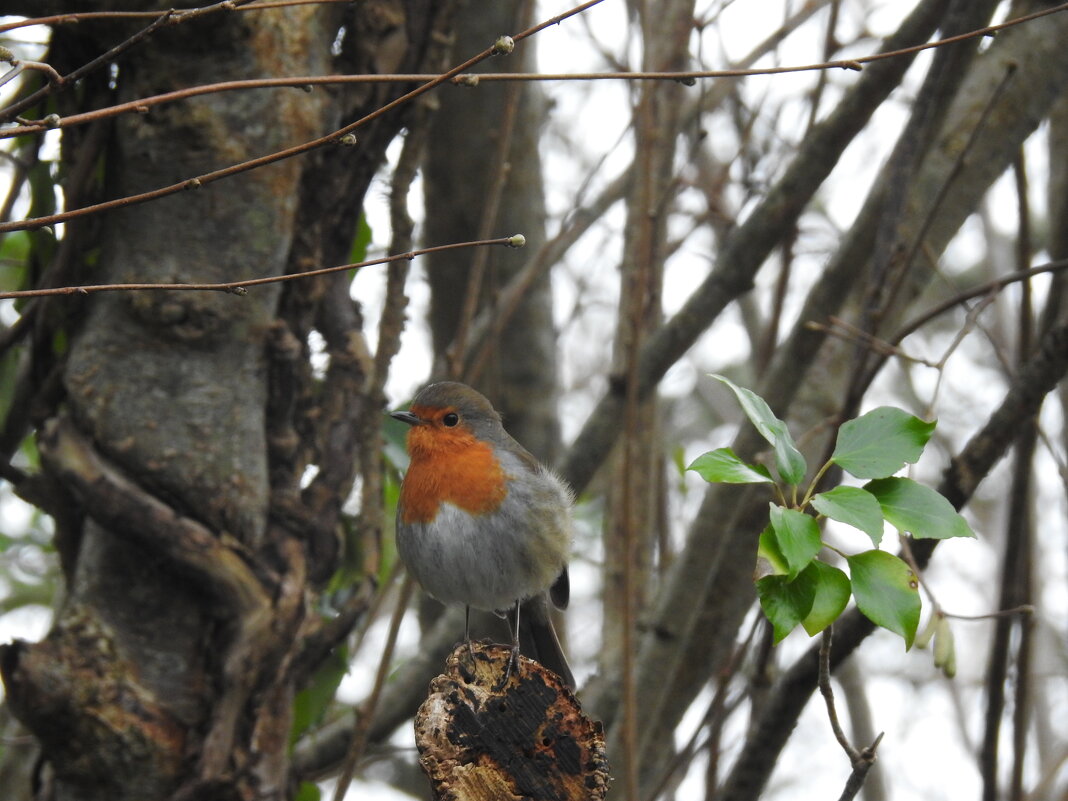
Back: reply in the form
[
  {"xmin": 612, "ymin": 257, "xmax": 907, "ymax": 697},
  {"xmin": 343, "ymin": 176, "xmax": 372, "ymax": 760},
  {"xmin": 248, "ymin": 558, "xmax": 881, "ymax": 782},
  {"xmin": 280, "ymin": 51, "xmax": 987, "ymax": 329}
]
[{"xmin": 391, "ymin": 381, "xmax": 575, "ymax": 689}]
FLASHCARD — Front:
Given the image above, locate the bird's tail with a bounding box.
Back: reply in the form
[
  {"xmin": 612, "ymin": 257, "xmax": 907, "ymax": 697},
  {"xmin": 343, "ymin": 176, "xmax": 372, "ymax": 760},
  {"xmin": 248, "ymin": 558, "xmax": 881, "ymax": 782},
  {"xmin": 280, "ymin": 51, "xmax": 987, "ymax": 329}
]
[{"xmin": 515, "ymin": 593, "xmax": 575, "ymax": 690}]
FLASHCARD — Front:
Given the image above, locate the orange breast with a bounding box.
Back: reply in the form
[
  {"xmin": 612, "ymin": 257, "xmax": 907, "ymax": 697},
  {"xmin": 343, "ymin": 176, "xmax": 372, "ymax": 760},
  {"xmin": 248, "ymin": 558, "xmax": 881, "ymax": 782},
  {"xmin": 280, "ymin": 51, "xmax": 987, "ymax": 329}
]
[{"xmin": 399, "ymin": 426, "xmax": 508, "ymax": 524}]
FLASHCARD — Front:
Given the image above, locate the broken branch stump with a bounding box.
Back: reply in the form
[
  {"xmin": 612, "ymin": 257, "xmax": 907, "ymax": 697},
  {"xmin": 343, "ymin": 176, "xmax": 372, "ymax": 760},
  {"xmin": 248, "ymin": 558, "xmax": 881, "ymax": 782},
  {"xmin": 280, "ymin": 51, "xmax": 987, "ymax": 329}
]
[{"xmin": 414, "ymin": 642, "xmax": 609, "ymax": 801}]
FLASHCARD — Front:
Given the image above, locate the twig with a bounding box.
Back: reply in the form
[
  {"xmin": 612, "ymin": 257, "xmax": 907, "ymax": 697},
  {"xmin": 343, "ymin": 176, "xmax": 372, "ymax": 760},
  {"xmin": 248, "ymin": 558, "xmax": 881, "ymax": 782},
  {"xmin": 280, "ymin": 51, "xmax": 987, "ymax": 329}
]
[
  {"xmin": 0, "ymin": 236, "xmax": 524, "ymax": 299},
  {"xmin": 819, "ymin": 628, "xmax": 860, "ymax": 763},
  {"xmin": 560, "ymin": 0, "xmax": 952, "ymax": 500},
  {"xmin": 645, "ymin": 618, "xmax": 759, "ymax": 800},
  {"xmin": 373, "ymin": 99, "xmax": 431, "ymax": 394},
  {"xmin": 810, "ymin": 317, "xmax": 947, "ymax": 368},
  {"xmin": 343, "ymin": 109, "xmax": 431, "ymax": 656},
  {"xmin": 0, "ymin": 0, "xmax": 604, "ymax": 232},
  {"xmin": 0, "ymin": 11, "xmax": 175, "ymax": 123},
  {"xmin": 943, "ymin": 605, "xmax": 1034, "ymax": 621},
  {"xmin": 846, "ymin": 58, "xmax": 1019, "ymax": 400},
  {"xmin": 837, "ymin": 732, "xmax": 884, "ymax": 801},
  {"xmin": 0, "ymin": 61, "xmax": 58, "ymax": 92},
  {"xmin": 331, "ymin": 576, "xmax": 415, "ymax": 801},
  {"xmin": 902, "ymin": 259, "xmax": 1068, "ymax": 340},
  {"xmin": 288, "ymin": 578, "xmax": 377, "ymax": 688},
  {"xmin": 449, "ymin": 44, "xmax": 526, "ymax": 381},
  {"xmin": 0, "ymin": 0, "xmax": 352, "ymax": 32},
  {"xmin": 813, "ymin": 258, "xmax": 1068, "ymax": 394},
  {"xmin": 7, "ymin": 0, "xmax": 1068, "ymax": 141},
  {"xmin": 819, "ymin": 628, "xmax": 884, "ymax": 801},
  {"xmin": 464, "ymin": 170, "xmax": 631, "ymax": 381}
]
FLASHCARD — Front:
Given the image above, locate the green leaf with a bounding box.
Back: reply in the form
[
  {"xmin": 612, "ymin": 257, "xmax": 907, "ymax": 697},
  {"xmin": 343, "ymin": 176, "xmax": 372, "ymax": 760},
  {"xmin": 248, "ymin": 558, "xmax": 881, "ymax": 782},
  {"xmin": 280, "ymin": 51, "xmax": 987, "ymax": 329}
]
[
  {"xmin": 0, "ymin": 230, "xmax": 29, "ymax": 291},
  {"xmin": 768, "ymin": 505, "xmax": 822, "ymax": 579},
  {"xmin": 864, "ymin": 477, "xmax": 975, "ymax": 540},
  {"xmin": 18, "ymin": 433, "xmax": 40, "ymax": 471},
  {"xmin": 846, "ymin": 550, "xmax": 921, "ymax": 648},
  {"xmin": 0, "ymin": 229, "xmax": 30, "ymax": 264},
  {"xmin": 672, "ymin": 445, "xmax": 687, "ymax": 477},
  {"xmin": 349, "ymin": 213, "xmax": 373, "ymax": 264},
  {"xmin": 800, "ymin": 561, "xmax": 852, "ymax": 636},
  {"xmin": 294, "ymin": 782, "xmax": 322, "ymax": 801},
  {"xmin": 756, "ymin": 568, "xmax": 817, "ymax": 643},
  {"xmin": 712, "ymin": 374, "xmax": 806, "ymax": 484},
  {"xmin": 290, "ymin": 646, "xmax": 348, "ymax": 744},
  {"xmin": 756, "ymin": 524, "xmax": 788, "ymax": 578},
  {"xmin": 811, "ymin": 485, "xmax": 885, "ymax": 546},
  {"xmin": 687, "ymin": 447, "xmax": 774, "ymax": 484},
  {"xmin": 831, "ymin": 406, "xmax": 936, "ymax": 479}
]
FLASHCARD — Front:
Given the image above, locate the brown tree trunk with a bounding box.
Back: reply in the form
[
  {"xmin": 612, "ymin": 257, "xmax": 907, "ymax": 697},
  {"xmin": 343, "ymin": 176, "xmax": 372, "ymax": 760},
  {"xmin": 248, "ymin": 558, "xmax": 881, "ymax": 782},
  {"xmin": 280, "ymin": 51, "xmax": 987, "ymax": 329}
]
[
  {"xmin": 423, "ymin": 0, "xmax": 559, "ymax": 459},
  {"xmin": 599, "ymin": 1, "xmax": 694, "ymax": 794},
  {"xmin": 0, "ymin": 3, "xmax": 455, "ymax": 798}
]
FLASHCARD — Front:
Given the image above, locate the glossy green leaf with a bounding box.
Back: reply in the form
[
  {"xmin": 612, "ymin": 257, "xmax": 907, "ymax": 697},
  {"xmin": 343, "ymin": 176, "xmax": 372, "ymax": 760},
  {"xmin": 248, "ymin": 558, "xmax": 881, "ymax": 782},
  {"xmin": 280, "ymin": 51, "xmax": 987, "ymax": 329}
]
[
  {"xmin": 295, "ymin": 782, "xmax": 322, "ymax": 801},
  {"xmin": 831, "ymin": 406, "xmax": 936, "ymax": 479},
  {"xmin": 756, "ymin": 524, "xmax": 788, "ymax": 578},
  {"xmin": 846, "ymin": 550, "xmax": 921, "ymax": 649},
  {"xmin": 756, "ymin": 567, "xmax": 818, "ymax": 643},
  {"xmin": 687, "ymin": 447, "xmax": 774, "ymax": 484},
  {"xmin": 768, "ymin": 505, "xmax": 822, "ymax": 579},
  {"xmin": 801, "ymin": 561, "xmax": 852, "ymax": 636},
  {"xmin": 864, "ymin": 477, "xmax": 975, "ymax": 540},
  {"xmin": 811, "ymin": 485, "xmax": 885, "ymax": 546},
  {"xmin": 712, "ymin": 374, "xmax": 807, "ymax": 484}
]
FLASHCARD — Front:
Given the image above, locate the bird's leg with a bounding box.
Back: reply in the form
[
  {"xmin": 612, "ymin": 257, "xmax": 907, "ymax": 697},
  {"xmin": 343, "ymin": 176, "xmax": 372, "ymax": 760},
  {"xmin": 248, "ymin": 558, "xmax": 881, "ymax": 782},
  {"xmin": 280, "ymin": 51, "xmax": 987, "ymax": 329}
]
[
  {"xmin": 503, "ymin": 598, "xmax": 521, "ymax": 684},
  {"xmin": 465, "ymin": 605, "xmax": 474, "ymax": 659}
]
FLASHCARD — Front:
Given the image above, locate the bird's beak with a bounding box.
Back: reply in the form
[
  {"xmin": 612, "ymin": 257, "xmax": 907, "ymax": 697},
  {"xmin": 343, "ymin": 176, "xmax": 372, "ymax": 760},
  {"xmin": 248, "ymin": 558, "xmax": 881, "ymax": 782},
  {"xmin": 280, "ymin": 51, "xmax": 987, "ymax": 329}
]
[{"xmin": 390, "ymin": 410, "xmax": 421, "ymax": 427}]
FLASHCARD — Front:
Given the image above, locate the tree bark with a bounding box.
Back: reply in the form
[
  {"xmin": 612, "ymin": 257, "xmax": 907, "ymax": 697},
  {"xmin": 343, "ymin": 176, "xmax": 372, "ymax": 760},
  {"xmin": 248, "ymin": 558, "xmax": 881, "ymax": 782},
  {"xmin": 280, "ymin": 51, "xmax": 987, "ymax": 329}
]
[
  {"xmin": 0, "ymin": 3, "xmax": 456, "ymax": 798},
  {"xmin": 423, "ymin": 0, "xmax": 559, "ymax": 459}
]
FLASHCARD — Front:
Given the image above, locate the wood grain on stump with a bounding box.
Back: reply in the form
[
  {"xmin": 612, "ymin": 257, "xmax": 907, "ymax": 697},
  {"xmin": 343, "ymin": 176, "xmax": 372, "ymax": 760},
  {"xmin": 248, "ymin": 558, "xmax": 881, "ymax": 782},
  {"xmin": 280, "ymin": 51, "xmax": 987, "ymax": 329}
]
[{"xmin": 414, "ymin": 642, "xmax": 609, "ymax": 801}]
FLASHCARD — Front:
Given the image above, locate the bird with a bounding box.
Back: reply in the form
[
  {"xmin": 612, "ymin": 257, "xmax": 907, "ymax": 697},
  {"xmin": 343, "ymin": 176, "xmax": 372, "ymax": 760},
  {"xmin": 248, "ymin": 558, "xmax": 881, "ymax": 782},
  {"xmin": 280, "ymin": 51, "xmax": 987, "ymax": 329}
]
[{"xmin": 391, "ymin": 381, "xmax": 575, "ymax": 689}]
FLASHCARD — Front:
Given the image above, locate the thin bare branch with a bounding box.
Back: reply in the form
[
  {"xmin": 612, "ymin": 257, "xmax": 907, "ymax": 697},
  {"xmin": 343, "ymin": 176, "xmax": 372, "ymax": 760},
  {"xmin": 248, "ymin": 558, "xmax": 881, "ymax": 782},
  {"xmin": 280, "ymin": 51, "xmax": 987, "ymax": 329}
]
[
  {"xmin": 837, "ymin": 733, "xmax": 884, "ymax": 801},
  {"xmin": 0, "ymin": 11, "xmax": 175, "ymax": 123},
  {"xmin": 449, "ymin": 63, "xmax": 525, "ymax": 381},
  {"xmin": 0, "ymin": 0, "xmax": 604, "ymax": 232},
  {"xmin": 833, "ymin": 258, "xmax": 1068, "ymax": 388},
  {"xmin": 562, "ymin": 0, "xmax": 951, "ymax": 497},
  {"xmin": 819, "ymin": 628, "xmax": 861, "ymax": 764},
  {"xmin": 6, "ymin": 4, "xmax": 1068, "ymax": 139},
  {"xmin": 0, "ymin": 237, "xmax": 524, "ymax": 299},
  {"xmin": 817, "ymin": 627, "xmax": 887, "ymax": 800},
  {"xmin": 0, "ymin": 0, "xmax": 352, "ymax": 32},
  {"xmin": 331, "ymin": 577, "xmax": 415, "ymax": 801}
]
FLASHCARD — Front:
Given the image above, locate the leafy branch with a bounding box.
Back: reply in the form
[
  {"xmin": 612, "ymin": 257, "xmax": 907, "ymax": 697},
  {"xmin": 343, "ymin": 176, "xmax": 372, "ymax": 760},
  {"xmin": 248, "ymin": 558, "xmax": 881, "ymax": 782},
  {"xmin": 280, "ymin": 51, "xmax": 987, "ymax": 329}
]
[{"xmin": 688, "ymin": 374, "xmax": 975, "ymax": 649}]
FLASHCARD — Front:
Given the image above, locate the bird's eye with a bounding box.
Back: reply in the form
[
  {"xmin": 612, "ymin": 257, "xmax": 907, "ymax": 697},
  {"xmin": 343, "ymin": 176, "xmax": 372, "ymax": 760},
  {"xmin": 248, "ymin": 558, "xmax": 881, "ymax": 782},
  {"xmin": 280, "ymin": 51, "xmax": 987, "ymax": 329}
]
[{"xmin": 442, "ymin": 412, "xmax": 460, "ymax": 427}]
